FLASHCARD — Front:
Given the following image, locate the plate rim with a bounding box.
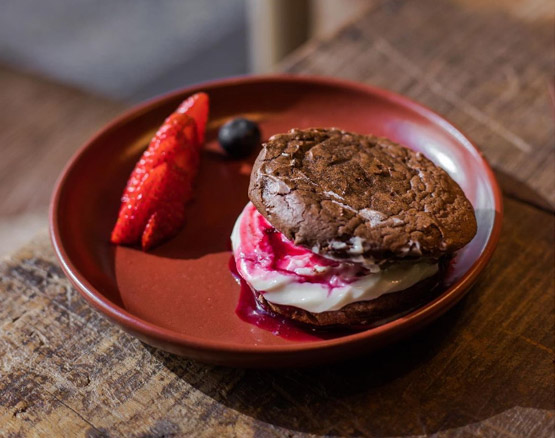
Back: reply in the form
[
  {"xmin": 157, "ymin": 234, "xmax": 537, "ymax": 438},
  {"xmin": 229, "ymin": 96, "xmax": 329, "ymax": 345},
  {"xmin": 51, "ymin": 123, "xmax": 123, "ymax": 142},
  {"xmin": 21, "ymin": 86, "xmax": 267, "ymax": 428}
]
[{"xmin": 49, "ymin": 74, "xmax": 504, "ymax": 356}]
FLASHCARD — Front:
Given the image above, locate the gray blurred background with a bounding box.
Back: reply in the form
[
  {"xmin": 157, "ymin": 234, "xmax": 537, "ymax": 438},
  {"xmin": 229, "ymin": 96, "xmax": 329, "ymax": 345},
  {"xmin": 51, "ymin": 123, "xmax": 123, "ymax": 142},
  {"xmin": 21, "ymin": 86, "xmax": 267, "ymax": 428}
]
[
  {"xmin": 0, "ymin": 0, "xmax": 367, "ymax": 102},
  {"xmin": 1, "ymin": 0, "xmax": 249, "ymax": 102}
]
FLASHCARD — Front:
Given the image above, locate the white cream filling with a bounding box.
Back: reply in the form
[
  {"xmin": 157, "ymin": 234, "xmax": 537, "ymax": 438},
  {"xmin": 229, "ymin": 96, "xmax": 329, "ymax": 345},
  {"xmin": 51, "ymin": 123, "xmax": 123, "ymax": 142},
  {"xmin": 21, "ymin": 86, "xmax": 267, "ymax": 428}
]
[{"xmin": 231, "ymin": 207, "xmax": 438, "ymax": 313}]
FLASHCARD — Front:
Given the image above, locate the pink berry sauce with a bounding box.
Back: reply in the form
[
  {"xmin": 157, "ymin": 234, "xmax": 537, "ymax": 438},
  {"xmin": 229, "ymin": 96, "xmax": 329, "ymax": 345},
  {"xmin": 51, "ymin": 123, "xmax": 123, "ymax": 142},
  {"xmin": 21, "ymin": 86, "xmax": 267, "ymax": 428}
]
[
  {"xmin": 234, "ymin": 203, "xmax": 368, "ymax": 292},
  {"xmin": 230, "ymin": 203, "xmax": 447, "ymax": 341},
  {"xmin": 229, "ymin": 256, "xmax": 325, "ymax": 341},
  {"xmin": 230, "ymin": 203, "xmax": 369, "ymax": 341}
]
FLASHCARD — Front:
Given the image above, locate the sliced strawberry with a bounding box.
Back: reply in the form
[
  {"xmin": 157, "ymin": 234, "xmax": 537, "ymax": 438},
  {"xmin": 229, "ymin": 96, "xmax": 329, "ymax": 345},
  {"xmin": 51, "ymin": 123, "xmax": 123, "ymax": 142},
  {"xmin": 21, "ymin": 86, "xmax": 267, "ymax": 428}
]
[
  {"xmin": 111, "ymin": 162, "xmax": 192, "ymax": 246},
  {"xmin": 120, "ymin": 113, "xmax": 197, "ymax": 204},
  {"xmin": 110, "ymin": 91, "xmax": 208, "ymax": 249},
  {"xmin": 142, "ymin": 205, "xmax": 185, "ymax": 251},
  {"xmin": 111, "ymin": 164, "xmax": 164, "ymax": 245},
  {"xmin": 177, "ymin": 92, "xmax": 209, "ymax": 145},
  {"xmin": 139, "ymin": 161, "xmax": 192, "ymax": 250}
]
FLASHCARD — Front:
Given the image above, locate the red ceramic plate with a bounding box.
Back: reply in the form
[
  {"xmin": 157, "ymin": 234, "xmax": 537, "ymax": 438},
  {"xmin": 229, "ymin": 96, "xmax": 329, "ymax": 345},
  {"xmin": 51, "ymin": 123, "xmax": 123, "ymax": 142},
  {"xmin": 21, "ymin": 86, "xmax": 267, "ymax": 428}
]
[{"xmin": 50, "ymin": 75, "xmax": 502, "ymax": 367}]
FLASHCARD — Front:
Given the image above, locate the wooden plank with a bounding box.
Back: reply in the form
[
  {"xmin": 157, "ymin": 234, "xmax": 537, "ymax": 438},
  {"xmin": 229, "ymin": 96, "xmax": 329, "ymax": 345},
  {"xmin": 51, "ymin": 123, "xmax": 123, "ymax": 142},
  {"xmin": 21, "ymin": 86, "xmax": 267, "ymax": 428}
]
[
  {"xmin": 0, "ymin": 196, "xmax": 553, "ymax": 437},
  {"xmin": 0, "ymin": 0, "xmax": 553, "ymax": 436},
  {"xmin": 0, "ymin": 66, "xmax": 124, "ymax": 216},
  {"xmin": 280, "ymin": 0, "xmax": 555, "ymax": 210}
]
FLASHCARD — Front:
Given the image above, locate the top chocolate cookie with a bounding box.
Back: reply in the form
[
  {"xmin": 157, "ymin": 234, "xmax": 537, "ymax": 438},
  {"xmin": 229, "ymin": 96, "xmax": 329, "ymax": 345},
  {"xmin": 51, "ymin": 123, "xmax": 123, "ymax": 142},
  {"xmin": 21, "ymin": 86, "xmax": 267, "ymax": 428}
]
[{"xmin": 248, "ymin": 128, "xmax": 477, "ymax": 263}]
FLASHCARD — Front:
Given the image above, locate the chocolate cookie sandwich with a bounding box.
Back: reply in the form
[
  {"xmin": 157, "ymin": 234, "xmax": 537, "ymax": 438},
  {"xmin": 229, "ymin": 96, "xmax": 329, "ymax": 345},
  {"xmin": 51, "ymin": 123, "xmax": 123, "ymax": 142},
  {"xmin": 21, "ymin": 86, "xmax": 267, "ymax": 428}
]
[{"xmin": 231, "ymin": 128, "xmax": 477, "ymax": 328}]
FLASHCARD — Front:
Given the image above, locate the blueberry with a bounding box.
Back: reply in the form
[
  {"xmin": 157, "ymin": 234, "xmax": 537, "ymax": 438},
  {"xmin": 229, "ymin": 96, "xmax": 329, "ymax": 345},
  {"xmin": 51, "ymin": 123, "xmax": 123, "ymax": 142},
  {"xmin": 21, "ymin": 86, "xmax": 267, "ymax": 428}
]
[{"xmin": 218, "ymin": 118, "xmax": 261, "ymax": 158}]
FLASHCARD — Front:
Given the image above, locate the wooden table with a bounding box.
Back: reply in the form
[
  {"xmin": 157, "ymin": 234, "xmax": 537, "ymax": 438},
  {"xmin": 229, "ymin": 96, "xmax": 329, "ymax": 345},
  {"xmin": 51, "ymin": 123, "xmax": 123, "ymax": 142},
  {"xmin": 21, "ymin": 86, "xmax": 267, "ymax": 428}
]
[{"xmin": 1, "ymin": 0, "xmax": 553, "ymax": 436}]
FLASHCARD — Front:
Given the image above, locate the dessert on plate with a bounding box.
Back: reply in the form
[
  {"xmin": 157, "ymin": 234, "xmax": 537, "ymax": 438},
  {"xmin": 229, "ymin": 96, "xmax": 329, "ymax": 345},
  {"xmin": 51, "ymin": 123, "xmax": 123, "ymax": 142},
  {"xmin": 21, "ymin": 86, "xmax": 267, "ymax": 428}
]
[
  {"xmin": 232, "ymin": 128, "xmax": 477, "ymax": 328},
  {"xmin": 109, "ymin": 96, "xmax": 477, "ymax": 331}
]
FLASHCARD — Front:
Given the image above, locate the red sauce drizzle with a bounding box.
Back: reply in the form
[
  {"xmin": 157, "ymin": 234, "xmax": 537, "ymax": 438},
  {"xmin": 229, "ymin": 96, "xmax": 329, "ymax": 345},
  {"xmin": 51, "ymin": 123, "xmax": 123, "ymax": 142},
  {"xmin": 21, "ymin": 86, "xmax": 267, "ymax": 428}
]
[
  {"xmin": 229, "ymin": 255, "xmax": 451, "ymax": 342},
  {"xmin": 229, "ymin": 257, "xmax": 348, "ymax": 341}
]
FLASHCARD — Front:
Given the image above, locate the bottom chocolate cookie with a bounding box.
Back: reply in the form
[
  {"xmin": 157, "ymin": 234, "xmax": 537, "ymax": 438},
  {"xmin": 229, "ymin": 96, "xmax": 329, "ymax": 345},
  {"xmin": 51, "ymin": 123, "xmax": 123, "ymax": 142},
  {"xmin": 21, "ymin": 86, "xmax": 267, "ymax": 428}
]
[{"xmin": 254, "ymin": 259, "xmax": 449, "ymax": 329}]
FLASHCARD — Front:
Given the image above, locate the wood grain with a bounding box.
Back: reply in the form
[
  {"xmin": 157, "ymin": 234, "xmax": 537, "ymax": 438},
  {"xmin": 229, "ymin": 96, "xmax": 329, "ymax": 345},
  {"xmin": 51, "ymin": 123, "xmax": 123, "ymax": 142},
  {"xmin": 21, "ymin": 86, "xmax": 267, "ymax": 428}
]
[
  {"xmin": 1, "ymin": 0, "xmax": 554, "ymax": 436},
  {"xmin": 0, "ymin": 66, "xmax": 124, "ymax": 255},
  {"xmin": 0, "ymin": 197, "xmax": 553, "ymax": 437},
  {"xmin": 280, "ymin": 0, "xmax": 555, "ymax": 211},
  {"xmin": 0, "ymin": 66, "xmax": 124, "ymax": 216}
]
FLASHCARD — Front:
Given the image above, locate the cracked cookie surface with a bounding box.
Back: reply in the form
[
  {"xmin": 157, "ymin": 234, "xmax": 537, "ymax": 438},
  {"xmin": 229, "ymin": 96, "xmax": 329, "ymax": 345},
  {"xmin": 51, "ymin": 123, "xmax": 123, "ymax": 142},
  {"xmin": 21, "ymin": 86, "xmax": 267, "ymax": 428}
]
[{"xmin": 249, "ymin": 128, "xmax": 477, "ymax": 262}]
